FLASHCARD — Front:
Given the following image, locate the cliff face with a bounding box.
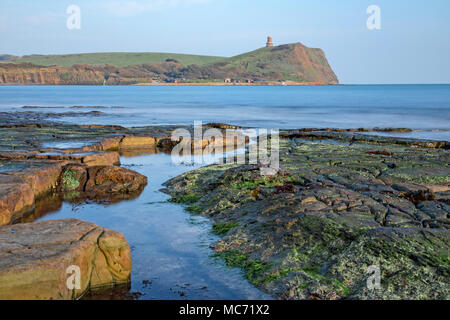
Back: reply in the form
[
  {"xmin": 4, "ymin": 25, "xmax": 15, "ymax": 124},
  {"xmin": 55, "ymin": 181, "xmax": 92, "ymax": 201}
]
[
  {"xmin": 290, "ymin": 43, "xmax": 338, "ymax": 84},
  {"xmin": 0, "ymin": 63, "xmax": 123, "ymax": 85},
  {"xmin": 211, "ymin": 43, "xmax": 339, "ymax": 83},
  {"xmin": 0, "ymin": 43, "xmax": 338, "ymax": 85}
]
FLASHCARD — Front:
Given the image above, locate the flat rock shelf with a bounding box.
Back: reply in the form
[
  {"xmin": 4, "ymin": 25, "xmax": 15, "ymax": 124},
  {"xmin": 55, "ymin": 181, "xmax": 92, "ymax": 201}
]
[
  {"xmin": 0, "ymin": 111, "xmax": 448, "ymax": 299},
  {"xmin": 0, "ymin": 219, "xmax": 131, "ymax": 300}
]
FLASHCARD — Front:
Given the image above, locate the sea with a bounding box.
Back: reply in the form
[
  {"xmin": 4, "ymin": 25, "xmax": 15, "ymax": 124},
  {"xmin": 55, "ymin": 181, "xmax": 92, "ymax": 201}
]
[{"xmin": 0, "ymin": 84, "xmax": 449, "ymax": 140}]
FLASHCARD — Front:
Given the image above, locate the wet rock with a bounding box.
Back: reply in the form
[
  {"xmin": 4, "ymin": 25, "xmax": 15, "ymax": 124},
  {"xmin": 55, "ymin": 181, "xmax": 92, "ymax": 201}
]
[
  {"xmin": 157, "ymin": 137, "xmax": 178, "ymax": 150},
  {"xmin": 0, "ymin": 162, "xmax": 67, "ymax": 225},
  {"xmin": 80, "ymin": 152, "xmax": 120, "ymax": 166},
  {"xmin": 399, "ymin": 189, "xmax": 435, "ymax": 205},
  {"xmin": 0, "ymin": 174, "xmax": 34, "ymax": 226},
  {"xmin": 0, "ymin": 218, "xmax": 131, "ymax": 300},
  {"xmin": 59, "ymin": 164, "xmax": 147, "ymax": 196},
  {"xmin": 85, "ymin": 166, "xmax": 147, "ymax": 195},
  {"xmin": 60, "ymin": 164, "xmax": 88, "ymax": 192},
  {"xmin": 205, "ymin": 123, "xmax": 244, "ymax": 130},
  {"xmin": 0, "ymin": 151, "xmax": 120, "ymax": 167},
  {"xmin": 95, "ymin": 137, "xmax": 122, "ymax": 151},
  {"xmin": 0, "ymin": 158, "xmax": 144, "ymax": 225},
  {"xmin": 367, "ymin": 150, "xmax": 393, "ymax": 156},
  {"xmin": 164, "ymin": 137, "xmax": 450, "ymax": 300},
  {"xmin": 119, "ymin": 136, "xmax": 157, "ymax": 150},
  {"xmin": 9, "ymin": 162, "xmax": 62, "ymax": 197},
  {"xmin": 391, "ymin": 183, "xmax": 428, "ymax": 194}
]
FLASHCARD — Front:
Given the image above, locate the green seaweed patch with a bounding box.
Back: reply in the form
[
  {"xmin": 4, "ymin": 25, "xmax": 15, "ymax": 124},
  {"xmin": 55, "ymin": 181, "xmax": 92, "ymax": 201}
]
[
  {"xmin": 214, "ymin": 249, "xmax": 247, "ymax": 267},
  {"xmin": 301, "ymin": 266, "xmax": 351, "ymax": 296},
  {"xmin": 187, "ymin": 205, "xmax": 203, "ymax": 215},
  {"xmin": 263, "ymin": 267, "xmax": 302, "ymax": 284},
  {"xmin": 62, "ymin": 169, "xmax": 80, "ymax": 191},
  {"xmin": 231, "ymin": 174, "xmax": 300, "ymax": 190},
  {"xmin": 246, "ymin": 260, "xmax": 272, "ymax": 284},
  {"xmin": 170, "ymin": 193, "xmax": 201, "ymax": 204},
  {"xmin": 213, "ymin": 250, "xmax": 271, "ymax": 284},
  {"xmin": 212, "ymin": 221, "xmax": 240, "ymax": 235}
]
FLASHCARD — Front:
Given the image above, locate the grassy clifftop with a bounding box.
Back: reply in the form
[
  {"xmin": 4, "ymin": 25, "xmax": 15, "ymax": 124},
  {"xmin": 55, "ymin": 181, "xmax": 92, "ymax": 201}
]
[
  {"xmin": 0, "ymin": 43, "xmax": 338, "ymax": 84},
  {"xmin": 221, "ymin": 43, "xmax": 338, "ymax": 83},
  {"xmin": 10, "ymin": 52, "xmax": 225, "ymax": 67}
]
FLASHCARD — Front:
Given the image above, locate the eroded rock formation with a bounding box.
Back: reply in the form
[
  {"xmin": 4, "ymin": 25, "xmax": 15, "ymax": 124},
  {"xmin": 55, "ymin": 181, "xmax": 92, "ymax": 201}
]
[
  {"xmin": 164, "ymin": 136, "xmax": 450, "ymax": 299},
  {"xmin": 0, "ymin": 219, "xmax": 131, "ymax": 299}
]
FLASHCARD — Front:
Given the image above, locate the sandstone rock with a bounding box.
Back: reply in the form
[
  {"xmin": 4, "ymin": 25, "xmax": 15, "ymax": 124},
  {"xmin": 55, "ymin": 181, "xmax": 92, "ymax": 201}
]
[
  {"xmin": 2, "ymin": 151, "xmax": 120, "ymax": 167},
  {"xmin": 0, "ymin": 174, "xmax": 34, "ymax": 226},
  {"xmin": 0, "ymin": 219, "xmax": 131, "ymax": 300},
  {"xmin": 96, "ymin": 137, "xmax": 122, "ymax": 151},
  {"xmin": 0, "ymin": 162, "xmax": 66, "ymax": 226},
  {"xmin": 119, "ymin": 136, "xmax": 156, "ymax": 150},
  {"xmin": 301, "ymin": 196, "xmax": 317, "ymax": 205},
  {"xmin": 81, "ymin": 151, "xmax": 120, "ymax": 166},
  {"xmin": 79, "ymin": 136, "xmax": 123, "ymax": 152},
  {"xmin": 10, "ymin": 162, "xmax": 63, "ymax": 197},
  {"xmin": 85, "ymin": 166, "xmax": 147, "ymax": 195},
  {"xmin": 157, "ymin": 137, "xmax": 179, "ymax": 150},
  {"xmin": 0, "ymin": 159, "xmax": 145, "ymax": 225},
  {"xmin": 59, "ymin": 164, "xmax": 88, "ymax": 192},
  {"xmin": 59, "ymin": 164, "xmax": 147, "ymax": 196}
]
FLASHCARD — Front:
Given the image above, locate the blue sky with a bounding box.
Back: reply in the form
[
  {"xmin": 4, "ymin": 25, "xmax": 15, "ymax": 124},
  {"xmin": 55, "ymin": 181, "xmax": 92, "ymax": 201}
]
[{"xmin": 1, "ymin": 0, "xmax": 449, "ymax": 84}]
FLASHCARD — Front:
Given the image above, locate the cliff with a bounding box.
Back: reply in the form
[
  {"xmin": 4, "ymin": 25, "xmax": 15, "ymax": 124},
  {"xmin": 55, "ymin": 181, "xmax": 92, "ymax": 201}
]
[{"xmin": 0, "ymin": 43, "xmax": 338, "ymax": 85}]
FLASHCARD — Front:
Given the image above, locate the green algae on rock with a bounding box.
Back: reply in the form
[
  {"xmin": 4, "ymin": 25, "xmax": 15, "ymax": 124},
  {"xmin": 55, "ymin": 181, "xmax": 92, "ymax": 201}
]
[
  {"xmin": 164, "ymin": 137, "xmax": 450, "ymax": 300},
  {"xmin": 62, "ymin": 169, "xmax": 81, "ymax": 191}
]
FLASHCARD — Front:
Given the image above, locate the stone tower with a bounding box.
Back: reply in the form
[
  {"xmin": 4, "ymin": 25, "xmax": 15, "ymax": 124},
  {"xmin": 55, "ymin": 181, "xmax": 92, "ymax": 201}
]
[{"xmin": 266, "ymin": 36, "xmax": 273, "ymax": 47}]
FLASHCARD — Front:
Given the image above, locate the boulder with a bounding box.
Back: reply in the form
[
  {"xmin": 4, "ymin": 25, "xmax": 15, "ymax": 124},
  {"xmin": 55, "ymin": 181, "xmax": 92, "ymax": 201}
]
[
  {"xmin": 10, "ymin": 162, "xmax": 63, "ymax": 197},
  {"xmin": 119, "ymin": 136, "xmax": 156, "ymax": 150},
  {"xmin": 0, "ymin": 162, "xmax": 147, "ymax": 225},
  {"xmin": 157, "ymin": 137, "xmax": 179, "ymax": 151},
  {"xmin": 59, "ymin": 164, "xmax": 88, "ymax": 192},
  {"xmin": 0, "ymin": 218, "xmax": 132, "ymax": 300},
  {"xmin": 85, "ymin": 166, "xmax": 148, "ymax": 194},
  {"xmin": 59, "ymin": 164, "xmax": 147, "ymax": 196},
  {"xmin": 96, "ymin": 137, "xmax": 122, "ymax": 151},
  {"xmin": 0, "ymin": 174, "xmax": 35, "ymax": 226}
]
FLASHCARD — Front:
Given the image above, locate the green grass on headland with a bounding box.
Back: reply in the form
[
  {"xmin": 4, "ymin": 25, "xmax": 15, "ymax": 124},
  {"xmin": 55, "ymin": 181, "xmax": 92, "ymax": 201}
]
[{"xmin": 11, "ymin": 52, "xmax": 225, "ymax": 67}]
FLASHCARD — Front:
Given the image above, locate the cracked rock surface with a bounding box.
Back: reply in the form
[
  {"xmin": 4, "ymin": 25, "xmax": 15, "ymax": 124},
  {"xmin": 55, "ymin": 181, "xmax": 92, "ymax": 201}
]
[
  {"xmin": 0, "ymin": 218, "xmax": 131, "ymax": 300},
  {"xmin": 164, "ymin": 138, "xmax": 449, "ymax": 300}
]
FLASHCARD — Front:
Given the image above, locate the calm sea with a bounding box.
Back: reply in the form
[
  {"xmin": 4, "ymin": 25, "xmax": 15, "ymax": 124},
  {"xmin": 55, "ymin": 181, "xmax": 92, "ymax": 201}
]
[{"xmin": 0, "ymin": 84, "xmax": 449, "ymax": 140}]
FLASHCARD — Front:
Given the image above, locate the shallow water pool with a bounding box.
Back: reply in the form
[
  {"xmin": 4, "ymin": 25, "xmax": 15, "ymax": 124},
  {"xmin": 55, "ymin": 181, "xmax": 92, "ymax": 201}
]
[{"xmin": 34, "ymin": 151, "xmax": 271, "ymax": 300}]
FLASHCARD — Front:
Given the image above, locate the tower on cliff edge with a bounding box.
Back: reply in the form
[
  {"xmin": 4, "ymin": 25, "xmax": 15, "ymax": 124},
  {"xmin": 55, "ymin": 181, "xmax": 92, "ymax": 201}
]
[{"xmin": 266, "ymin": 36, "xmax": 273, "ymax": 47}]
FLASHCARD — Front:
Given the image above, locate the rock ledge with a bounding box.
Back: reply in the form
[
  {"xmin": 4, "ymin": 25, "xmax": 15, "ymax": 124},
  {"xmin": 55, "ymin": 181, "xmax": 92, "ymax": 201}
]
[{"xmin": 0, "ymin": 218, "xmax": 132, "ymax": 300}]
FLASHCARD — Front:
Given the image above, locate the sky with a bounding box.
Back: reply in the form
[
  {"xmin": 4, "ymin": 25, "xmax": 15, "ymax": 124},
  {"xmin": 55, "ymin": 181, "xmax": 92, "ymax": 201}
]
[{"xmin": 0, "ymin": 0, "xmax": 449, "ymax": 84}]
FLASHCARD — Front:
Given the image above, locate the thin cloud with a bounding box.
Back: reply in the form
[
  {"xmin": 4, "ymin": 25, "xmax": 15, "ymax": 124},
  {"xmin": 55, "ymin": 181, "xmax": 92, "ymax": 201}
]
[
  {"xmin": 0, "ymin": 15, "xmax": 8, "ymax": 32},
  {"xmin": 101, "ymin": 0, "xmax": 211, "ymax": 17},
  {"xmin": 24, "ymin": 11, "xmax": 63, "ymax": 26}
]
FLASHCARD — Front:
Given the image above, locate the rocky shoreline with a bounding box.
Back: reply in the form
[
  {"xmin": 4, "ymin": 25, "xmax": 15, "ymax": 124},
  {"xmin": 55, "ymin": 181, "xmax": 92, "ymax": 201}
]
[
  {"xmin": 0, "ymin": 111, "xmax": 448, "ymax": 299},
  {"xmin": 0, "ymin": 112, "xmax": 244, "ymax": 299},
  {"xmin": 164, "ymin": 132, "xmax": 449, "ymax": 299}
]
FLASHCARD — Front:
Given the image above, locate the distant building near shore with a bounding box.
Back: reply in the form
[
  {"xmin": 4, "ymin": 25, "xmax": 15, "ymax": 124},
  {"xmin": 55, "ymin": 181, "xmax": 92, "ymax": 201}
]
[{"xmin": 266, "ymin": 36, "xmax": 273, "ymax": 47}]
